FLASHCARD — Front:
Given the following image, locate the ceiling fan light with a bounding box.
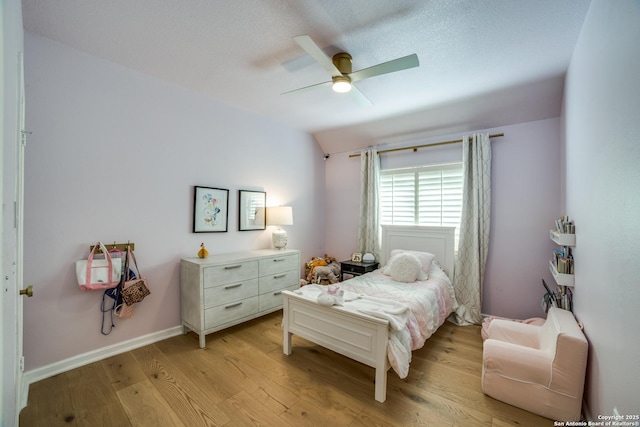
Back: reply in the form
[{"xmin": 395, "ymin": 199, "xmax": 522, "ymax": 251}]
[{"xmin": 332, "ymin": 76, "xmax": 352, "ymax": 93}]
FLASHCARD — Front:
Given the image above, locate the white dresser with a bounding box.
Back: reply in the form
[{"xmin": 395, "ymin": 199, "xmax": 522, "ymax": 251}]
[{"xmin": 181, "ymin": 249, "xmax": 300, "ymax": 347}]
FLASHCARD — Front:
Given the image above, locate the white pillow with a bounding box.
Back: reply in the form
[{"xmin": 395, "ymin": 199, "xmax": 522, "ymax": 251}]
[
  {"xmin": 387, "ymin": 249, "xmax": 435, "ymax": 276},
  {"xmin": 387, "ymin": 252, "xmax": 426, "ymax": 283}
]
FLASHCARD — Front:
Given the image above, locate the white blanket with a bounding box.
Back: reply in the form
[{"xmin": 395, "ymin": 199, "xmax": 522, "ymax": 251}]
[{"xmin": 352, "ymin": 295, "xmax": 412, "ymax": 378}]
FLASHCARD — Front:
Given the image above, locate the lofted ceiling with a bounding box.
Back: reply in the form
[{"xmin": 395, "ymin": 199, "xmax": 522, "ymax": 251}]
[{"xmin": 21, "ymin": 0, "xmax": 591, "ymax": 154}]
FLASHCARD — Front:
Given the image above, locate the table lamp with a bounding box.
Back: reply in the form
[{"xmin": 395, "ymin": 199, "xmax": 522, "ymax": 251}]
[{"xmin": 267, "ymin": 206, "xmax": 293, "ymax": 250}]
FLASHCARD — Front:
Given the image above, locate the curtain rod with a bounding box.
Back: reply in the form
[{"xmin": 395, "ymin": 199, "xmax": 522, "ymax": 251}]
[{"xmin": 348, "ymin": 133, "xmax": 504, "ymax": 158}]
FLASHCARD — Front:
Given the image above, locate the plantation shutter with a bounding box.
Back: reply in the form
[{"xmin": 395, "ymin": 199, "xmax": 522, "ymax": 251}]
[{"xmin": 380, "ymin": 163, "xmax": 463, "ymax": 245}]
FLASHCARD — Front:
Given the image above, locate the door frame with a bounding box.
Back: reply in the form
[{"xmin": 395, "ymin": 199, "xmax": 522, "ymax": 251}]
[{"xmin": 1, "ymin": 2, "xmax": 26, "ymax": 425}]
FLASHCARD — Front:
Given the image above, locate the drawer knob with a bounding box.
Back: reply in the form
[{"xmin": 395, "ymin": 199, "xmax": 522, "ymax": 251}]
[
  {"xmin": 224, "ymin": 264, "xmax": 242, "ymax": 269},
  {"xmin": 273, "ymin": 258, "xmax": 285, "ymax": 262},
  {"xmin": 224, "ymin": 283, "xmax": 242, "ymax": 289},
  {"xmin": 273, "ymin": 273, "xmax": 286, "ymax": 279}
]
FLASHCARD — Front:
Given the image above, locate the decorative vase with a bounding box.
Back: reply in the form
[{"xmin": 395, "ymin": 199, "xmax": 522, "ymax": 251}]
[{"xmin": 198, "ymin": 243, "xmax": 209, "ymax": 258}]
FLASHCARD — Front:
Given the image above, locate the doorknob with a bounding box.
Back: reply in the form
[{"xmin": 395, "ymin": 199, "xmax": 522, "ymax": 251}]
[{"xmin": 19, "ymin": 285, "xmax": 33, "ymax": 297}]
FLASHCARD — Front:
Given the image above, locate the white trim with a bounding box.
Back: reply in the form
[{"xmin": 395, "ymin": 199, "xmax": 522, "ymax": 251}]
[{"xmin": 22, "ymin": 326, "xmax": 183, "ymax": 387}]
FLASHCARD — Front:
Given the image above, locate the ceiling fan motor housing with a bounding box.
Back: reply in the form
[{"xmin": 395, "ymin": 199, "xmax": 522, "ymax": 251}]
[{"xmin": 332, "ymin": 52, "xmax": 352, "ymax": 74}]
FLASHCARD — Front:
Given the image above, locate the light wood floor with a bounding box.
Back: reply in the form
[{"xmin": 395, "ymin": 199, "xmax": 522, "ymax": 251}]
[{"xmin": 20, "ymin": 311, "xmax": 552, "ymax": 426}]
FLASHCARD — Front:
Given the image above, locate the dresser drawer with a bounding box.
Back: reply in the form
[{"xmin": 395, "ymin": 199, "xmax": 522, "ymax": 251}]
[
  {"xmin": 259, "ymin": 284, "xmax": 298, "ymax": 312},
  {"xmin": 204, "ymin": 296, "xmax": 259, "ymax": 329},
  {"xmin": 204, "ymin": 278, "xmax": 257, "ymax": 308},
  {"xmin": 259, "ymin": 253, "xmax": 298, "ymax": 276},
  {"xmin": 203, "ymin": 260, "xmax": 258, "ymax": 287},
  {"xmin": 259, "ymin": 269, "xmax": 298, "ymax": 294}
]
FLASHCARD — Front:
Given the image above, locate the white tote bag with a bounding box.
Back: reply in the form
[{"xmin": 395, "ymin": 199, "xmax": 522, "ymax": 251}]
[{"xmin": 76, "ymin": 242, "xmax": 122, "ymax": 291}]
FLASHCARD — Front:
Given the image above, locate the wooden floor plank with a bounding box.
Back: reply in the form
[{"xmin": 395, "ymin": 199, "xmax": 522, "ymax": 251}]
[
  {"xmin": 280, "ymin": 397, "xmax": 358, "ymax": 427},
  {"xmin": 116, "ymin": 379, "xmax": 185, "ymax": 426},
  {"xmin": 154, "ymin": 333, "xmax": 248, "ymax": 401},
  {"xmin": 19, "ymin": 373, "xmax": 78, "ymax": 427},
  {"xmin": 100, "ymin": 350, "xmax": 147, "ymax": 392},
  {"xmin": 21, "ymin": 311, "xmax": 552, "ymax": 426},
  {"xmin": 65, "ymin": 362, "xmax": 132, "ymax": 426},
  {"xmin": 130, "ymin": 344, "xmax": 231, "ymax": 426},
  {"xmin": 220, "ymin": 390, "xmax": 295, "ymax": 426}
]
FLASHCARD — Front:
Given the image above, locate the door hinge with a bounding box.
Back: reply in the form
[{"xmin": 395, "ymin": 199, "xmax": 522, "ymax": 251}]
[
  {"xmin": 20, "ymin": 130, "xmax": 31, "ymax": 147},
  {"xmin": 19, "ymin": 356, "xmax": 25, "ymax": 372}
]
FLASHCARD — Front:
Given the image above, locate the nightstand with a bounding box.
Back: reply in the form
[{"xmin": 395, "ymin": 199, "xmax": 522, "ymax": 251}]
[{"xmin": 340, "ymin": 260, "xmax": 379, "ymax": 281}]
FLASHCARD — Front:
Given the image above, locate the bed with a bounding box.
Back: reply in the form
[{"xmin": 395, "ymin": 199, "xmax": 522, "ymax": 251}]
[{"xmin": 282, "ymin": 225, "xmax": 457, "ymax": 402}]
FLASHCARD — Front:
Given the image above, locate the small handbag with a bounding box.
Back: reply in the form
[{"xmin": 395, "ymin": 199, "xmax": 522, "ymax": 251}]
[
  {"xmin": 114, "ymin": 263, "xmax": 135, "ymax": 319},
  {"xmin": 76, "ymin": 242, "xmax": 122, "ymax": 291},
  {"xmin": 121, "ymin": 247, "xmax": 150, "ymax": 306}
]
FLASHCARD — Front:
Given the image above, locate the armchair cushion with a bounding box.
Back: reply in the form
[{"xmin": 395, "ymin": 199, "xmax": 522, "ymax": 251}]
[{"xmin": 483, "ymin": 339, "xmax": 552, "ymax": 385}]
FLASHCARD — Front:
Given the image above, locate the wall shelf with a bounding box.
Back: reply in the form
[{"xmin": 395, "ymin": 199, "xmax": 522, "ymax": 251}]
[
  {"xmin": 549, "ymin": 261, "xmax": 575, "ymax": 287},
  {"xmin": 550, "ymin": 230, "xmax": 576, "ymax": 246}
]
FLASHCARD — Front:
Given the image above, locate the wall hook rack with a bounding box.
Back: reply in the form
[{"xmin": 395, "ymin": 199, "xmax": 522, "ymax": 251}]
[{"xmin": 90, "ymin": 241, "xmax": 135, "ymax": 253}]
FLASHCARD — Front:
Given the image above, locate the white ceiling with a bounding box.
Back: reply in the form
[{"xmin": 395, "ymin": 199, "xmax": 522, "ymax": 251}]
[{"xmin": 21, "ymin": 0, "xmax": 591, "ymax": 154}]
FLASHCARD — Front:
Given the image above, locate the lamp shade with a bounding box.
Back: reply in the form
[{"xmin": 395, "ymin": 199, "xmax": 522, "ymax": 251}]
[{"xmin": 266, "ymin": 206, "xmax": 293, "ymax": 226}]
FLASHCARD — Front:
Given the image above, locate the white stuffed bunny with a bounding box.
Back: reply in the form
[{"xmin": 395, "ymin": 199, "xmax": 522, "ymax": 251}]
[{"xmin": 317, "ymin": 286, "xmax": 344, "ymax": 306}]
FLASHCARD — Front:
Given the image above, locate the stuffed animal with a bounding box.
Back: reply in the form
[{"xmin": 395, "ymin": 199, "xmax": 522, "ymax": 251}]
[
  {"xmin": 312, "ymin": 264, "xmax": 340, "ymax": 285},
  {"xmin": 305, "ymin": 257, "xmax": 328, "ymax": 282},
  {"xmin": 317, "ymin": 286, "xmax": 344, "ymax": 306},
  {"xmin": 304, "ymin": 254, "xmax": 340, "ymax": 285}
]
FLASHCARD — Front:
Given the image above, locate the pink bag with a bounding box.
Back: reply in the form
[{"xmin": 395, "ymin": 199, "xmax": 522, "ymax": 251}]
[{"xmin": 76, "ymin": 242, "xmax": 122, "ymax": 291}]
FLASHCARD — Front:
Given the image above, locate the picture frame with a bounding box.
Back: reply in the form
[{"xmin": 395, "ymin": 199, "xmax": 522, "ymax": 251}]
[
  {"xmin": 351, "ymin": 252, "xmax": 363, "ymax": 262},
  {"xmin": 238, "ymin": 190, "xmax": 266, "ymax": 231},
  {"xmin": 193, "ymin": 186, "xmax": 229, "ymax": 233}
]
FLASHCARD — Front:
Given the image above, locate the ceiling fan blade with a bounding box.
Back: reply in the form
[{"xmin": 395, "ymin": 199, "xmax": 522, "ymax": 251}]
[
  {"xmin": 293, "ymin": 35, "xmax": 343, "ymax": 78},
  {"xmin": 349, "ymin": 53, "xmax": 419, "ymax": 82},
  {"xmin": 349, "ymin": 84, "xmax": 373, "ymax": 107},
  {"xmin": 281, "ymin": 80, "xmax": 331, "ymax": 96}
]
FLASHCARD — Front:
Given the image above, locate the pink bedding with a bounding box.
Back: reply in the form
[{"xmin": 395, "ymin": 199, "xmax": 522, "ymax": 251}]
[{"xmin": 339, "ymin": 262, "xmax": 458, "ymax": 351}]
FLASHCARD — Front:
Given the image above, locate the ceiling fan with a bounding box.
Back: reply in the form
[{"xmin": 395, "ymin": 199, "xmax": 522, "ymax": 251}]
[{"xmin": 282, "ymin": 35, "xmax": 419, "ymax": 106}]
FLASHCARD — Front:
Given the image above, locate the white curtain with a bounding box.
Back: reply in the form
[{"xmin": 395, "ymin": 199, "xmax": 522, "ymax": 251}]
[
  {"xmin": 358, "ymin": 148, "xmax": 381, "ymax": 259},
  {"xmin": 451, "ymin": 134, "xmax": 492, "ymax": 325}
]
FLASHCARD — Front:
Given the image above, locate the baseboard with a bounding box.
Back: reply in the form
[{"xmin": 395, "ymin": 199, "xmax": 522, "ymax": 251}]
[{"xmin": 22, "ymin": 325, "xmax": 183, "ymax": 390}]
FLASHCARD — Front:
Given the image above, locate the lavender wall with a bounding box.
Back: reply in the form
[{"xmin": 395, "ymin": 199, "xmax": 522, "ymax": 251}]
[
  {"xmin": 563, "ymin": 0, "xmax": 640, "ymax": 417},
  {"xmin": 325, "ymin": 118, "xmax": 561, "ymax": 319},
  {"xmin": 23, "ymin": 32, "xmax": 326, "ymax": 371}
]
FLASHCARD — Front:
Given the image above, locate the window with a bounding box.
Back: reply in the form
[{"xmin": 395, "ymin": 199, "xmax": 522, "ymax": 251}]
[{"xmin": 380, "ymin": 163, "xmax": 463, "ymax": 246}]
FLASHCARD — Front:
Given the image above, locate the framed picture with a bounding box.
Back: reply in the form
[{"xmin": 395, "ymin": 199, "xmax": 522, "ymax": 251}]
[
  {"xmin": 351, "ymin": 252, "xmax": 363, "ymax": 262},
  {"xmin": 193, "ymin": 186, "xmax": 229, "ymax": 233},
  {"xmin": 238, "ymin": 190, "xmax": 266, "ymax": 231}
]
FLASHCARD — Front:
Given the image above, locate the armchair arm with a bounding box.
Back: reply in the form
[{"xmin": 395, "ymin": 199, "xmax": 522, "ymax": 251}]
[{"xmin": 483, "ymin": 338, "xmax": 552, "ymax": 386}]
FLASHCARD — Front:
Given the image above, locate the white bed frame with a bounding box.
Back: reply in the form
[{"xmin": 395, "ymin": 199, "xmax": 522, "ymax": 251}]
[{"xmin": 282, "ymin": 225, "xmax": 455, "ymax": 402}]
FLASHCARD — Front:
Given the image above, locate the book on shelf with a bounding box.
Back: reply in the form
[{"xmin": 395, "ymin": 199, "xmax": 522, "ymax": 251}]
[
  {"xmin": 556, "ymin": 285, "xmax": 573, "ymax": 311},
  {"xmin": 552, "ymin": 246, "xmax": 574, "ymax": 274},
  {"xmin": 555, "ymin": 215, "xmax": 575, "ymax": 234},
  {"xmin": 541, "ymin": 279, "xmax": 573, "ymax": 312}
]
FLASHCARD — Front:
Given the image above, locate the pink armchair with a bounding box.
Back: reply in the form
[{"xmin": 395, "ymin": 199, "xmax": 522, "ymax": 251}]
[{"xmin": 482, "ymin": 307, "xmax": 588, "ymax": 421}]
